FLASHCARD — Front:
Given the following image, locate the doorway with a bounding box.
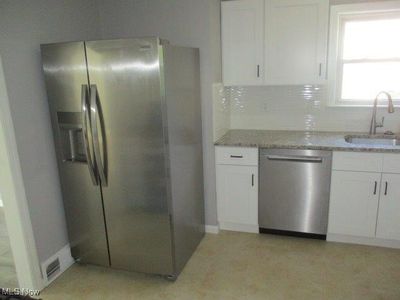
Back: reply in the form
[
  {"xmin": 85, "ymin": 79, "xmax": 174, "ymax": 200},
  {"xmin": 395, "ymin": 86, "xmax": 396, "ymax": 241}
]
[{"xmin": 0, "ymin": 55, "xmax": 43, "ymax": 290}]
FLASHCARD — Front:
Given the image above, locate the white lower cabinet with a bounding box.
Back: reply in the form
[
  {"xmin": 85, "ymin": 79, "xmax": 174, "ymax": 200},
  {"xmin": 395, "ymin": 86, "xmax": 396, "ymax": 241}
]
[
  {"xmin": 328, "ymin": 152, "xmax": 400, "ymax": 248},
  {"xmin": 376, "ymin": 173, "xmax": 400, "ymax": 241},
  {"xmin": 214, "ymin": 148, "xmax": 400, "ymax": 245},
  {"xmin": 215, "ymin": 147, "xmax": 258, "ymax": 233},
  {"xmin": 328, "ymin": 171, "xmax": 380, "ymax": 238}
]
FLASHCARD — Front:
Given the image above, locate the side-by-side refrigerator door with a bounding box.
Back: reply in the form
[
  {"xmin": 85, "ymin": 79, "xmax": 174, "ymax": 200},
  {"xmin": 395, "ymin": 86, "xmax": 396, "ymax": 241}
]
[
  {"xmin": 41, "ymin": 42, "xmax": 110, "ymax": 267},
  {"xmin": 85, "ymin": 38, "xmax": 174, "ymax": 275}
]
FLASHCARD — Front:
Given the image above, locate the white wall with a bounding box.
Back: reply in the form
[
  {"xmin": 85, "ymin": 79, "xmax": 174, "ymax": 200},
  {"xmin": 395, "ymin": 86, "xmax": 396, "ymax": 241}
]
[
  {"xmin": 0, "ymin": 0, "xmax": 101, "ymax": 263},
  {"xmin": 97, "ymin": 0, "xmax": 222, "ymax": 225}
]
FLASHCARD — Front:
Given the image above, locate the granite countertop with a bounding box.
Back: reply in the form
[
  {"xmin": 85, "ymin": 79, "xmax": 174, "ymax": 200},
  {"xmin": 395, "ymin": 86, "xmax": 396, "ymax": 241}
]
[{"xmin": 215, "ymin": 130, "xmax": 400, "ymax": 153}]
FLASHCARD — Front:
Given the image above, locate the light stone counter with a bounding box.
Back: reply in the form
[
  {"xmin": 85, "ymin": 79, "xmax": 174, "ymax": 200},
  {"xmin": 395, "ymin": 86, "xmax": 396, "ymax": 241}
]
[{"xmin": 215, "ymin": 130, "xmax": 400, "ymax": 153}]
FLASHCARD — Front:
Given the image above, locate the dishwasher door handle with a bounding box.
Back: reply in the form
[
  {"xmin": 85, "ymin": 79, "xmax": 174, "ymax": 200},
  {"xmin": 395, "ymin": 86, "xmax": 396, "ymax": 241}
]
[{"xmin": 265, "ymin": 155, "xmax": 323, "ymax": 163}]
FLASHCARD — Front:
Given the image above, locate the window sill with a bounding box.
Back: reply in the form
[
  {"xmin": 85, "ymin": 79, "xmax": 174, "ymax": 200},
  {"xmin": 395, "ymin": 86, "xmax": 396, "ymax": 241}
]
[
  {"xmin": 327, "ymin": 100, "xmax": 400, "ymax": 108},
  {"xmin": 327, "ymin": 103, "xmax": 400, "ymax": 108}
]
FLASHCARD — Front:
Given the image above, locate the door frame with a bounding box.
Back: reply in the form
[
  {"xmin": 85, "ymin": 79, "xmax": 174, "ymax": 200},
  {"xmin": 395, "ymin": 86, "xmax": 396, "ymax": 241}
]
[{"xmin": 0, "ymin": 56, "xmax": 43, "ymax": 290}]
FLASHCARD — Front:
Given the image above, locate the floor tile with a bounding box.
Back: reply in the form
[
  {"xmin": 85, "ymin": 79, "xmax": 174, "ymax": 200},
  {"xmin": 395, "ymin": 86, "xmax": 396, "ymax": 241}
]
[{"xmin": 41, "ymin": 231, "xmax": 400, "ymax": 300}]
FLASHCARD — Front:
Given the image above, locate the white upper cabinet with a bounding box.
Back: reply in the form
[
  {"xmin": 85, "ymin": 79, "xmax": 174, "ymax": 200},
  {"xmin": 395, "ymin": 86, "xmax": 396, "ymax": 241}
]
[
  {"xmin": 265, "ymin": 0, "xmax": 329, "ymax": 85},
  {"xmin": 221, "ymin": 0, "xmax": 329, "ymax": 86},
  {"xmin": 221, "ymin": 0, "xmax": 264, "ymax": 86}
]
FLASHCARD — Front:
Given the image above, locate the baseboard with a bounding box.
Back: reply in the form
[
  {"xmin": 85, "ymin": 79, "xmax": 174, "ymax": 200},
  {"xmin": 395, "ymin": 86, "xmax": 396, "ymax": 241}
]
[
  {"xmin": 219, "ymin": 221, "xmax": 258, "ymax": 234},
  {"xmin": 327, "ymin": 233, "xmax": 400, "ymax": 249},
  {"xmin": 41, "ymin": 244, "xmax": 74, "ymax": 287},
  {"xmin": 205, "ymin": 225, "xmax": 220, "ymax": 234}
]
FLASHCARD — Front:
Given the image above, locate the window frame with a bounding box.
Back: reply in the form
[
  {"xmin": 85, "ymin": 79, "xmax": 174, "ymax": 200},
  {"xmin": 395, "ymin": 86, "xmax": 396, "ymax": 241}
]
[{"xmin": 328, "ymin": 1, "xmax": 400, "ymax": 107}]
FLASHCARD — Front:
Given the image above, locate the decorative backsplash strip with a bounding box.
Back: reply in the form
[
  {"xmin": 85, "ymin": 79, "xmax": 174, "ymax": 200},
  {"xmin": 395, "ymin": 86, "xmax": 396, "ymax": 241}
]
[{"xmin": 226, "ymin": 85, "xmax": 400, "ymax": 133}]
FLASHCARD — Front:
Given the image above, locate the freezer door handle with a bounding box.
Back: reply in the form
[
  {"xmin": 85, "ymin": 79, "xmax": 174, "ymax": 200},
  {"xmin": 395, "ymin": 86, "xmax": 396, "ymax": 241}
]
[
  {"xmin": 81, "ymin": 85, "xmax": 98, "ymax": 186},
  {"xmin": 90, "ymin": 84, "xmax": 108, "ymax": 186}
]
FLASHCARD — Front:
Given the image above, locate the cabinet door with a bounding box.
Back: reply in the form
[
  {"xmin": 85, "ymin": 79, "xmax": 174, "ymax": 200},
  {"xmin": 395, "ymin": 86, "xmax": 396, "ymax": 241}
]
[
  {"xmin": 328, "ymin": 171, "xmax": 381, "ymax": 237},
  {"xmin": 376, "ymin": 174, "xmax": 400, "ymax": 240},
  {"xmin": 221, "ymin": 0, "xmax": 264, "ymax": 86},
  {"xmin": 216, "ymin": 164, "xmax": 258, "ymax": 226},
  {"xmin": 265, "ymin": 0, "xmax": 328, "ymax": 85}
]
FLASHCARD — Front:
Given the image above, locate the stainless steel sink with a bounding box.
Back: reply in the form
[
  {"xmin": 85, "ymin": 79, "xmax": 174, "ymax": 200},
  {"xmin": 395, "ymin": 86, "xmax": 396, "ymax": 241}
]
[{"xmin": 345, "ymin": 135, "xmax": 400, "ymax": 146}]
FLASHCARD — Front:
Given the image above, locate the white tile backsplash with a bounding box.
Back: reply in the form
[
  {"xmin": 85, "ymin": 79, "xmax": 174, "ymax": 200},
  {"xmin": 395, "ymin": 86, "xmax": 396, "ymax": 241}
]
[
  {"xmin": 227, "ymin": 85, "xmax": 400, "ymax": 133},
  {"xmin": 213, "ymin": 83, "xmax": 230, "ymax": 141}
]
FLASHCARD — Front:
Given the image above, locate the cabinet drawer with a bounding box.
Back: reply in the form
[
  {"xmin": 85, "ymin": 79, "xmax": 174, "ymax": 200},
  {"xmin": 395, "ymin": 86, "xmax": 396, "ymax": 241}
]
[
  {"xmin": 215, "ymin": 146, "xmax": 258, "ymax": 166},
  {"xmin": 383, "ymin": 154, "xmax": 400, "ymax": 174},
  {"xmin": 332, "ymin": 152, "xmax": 383, "ymax": 173}
]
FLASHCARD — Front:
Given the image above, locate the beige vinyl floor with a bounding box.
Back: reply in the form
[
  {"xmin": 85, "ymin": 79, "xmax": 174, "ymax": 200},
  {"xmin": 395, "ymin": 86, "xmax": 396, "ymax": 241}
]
[
  {"xmin": 41, "ymin": 231, "xmax": 400, "ymax": 300},
  {"xmin": 0, "ymin": 207, "xmax": 18, "ymax": 288}
]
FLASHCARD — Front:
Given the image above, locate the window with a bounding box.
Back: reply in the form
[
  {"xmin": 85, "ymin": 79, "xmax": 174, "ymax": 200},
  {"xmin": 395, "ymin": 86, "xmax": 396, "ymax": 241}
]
[{"xmin": 328, "ymin": 2, "xmax": 400, "ymax": 106}]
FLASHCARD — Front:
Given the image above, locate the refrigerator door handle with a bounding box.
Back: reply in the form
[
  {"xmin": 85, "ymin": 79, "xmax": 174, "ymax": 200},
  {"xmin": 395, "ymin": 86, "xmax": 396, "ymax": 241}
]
[
  {"xmin": 90, "ymin": 84, "xmax": 108, "ymax": 186},
  {"xmin": 81, "ymin": 84, "xmax": 98, "ymax": 186}
]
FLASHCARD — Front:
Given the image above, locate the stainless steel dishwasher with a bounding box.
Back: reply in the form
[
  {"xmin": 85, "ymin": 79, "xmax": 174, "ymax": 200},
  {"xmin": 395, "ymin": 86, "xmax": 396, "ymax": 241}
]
[{"xmin": 259, "ymin": 149, "xmax": 332, "ymax": 239}]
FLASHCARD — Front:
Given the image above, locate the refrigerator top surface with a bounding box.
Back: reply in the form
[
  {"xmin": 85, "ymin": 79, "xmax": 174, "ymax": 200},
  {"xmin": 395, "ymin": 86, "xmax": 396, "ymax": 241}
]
[{"xmin": 40, "ymin": 37, "xmax": 170, "ymax": 48}]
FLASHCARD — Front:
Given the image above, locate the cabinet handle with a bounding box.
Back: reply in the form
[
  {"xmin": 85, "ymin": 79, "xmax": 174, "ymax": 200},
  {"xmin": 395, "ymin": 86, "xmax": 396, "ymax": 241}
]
[
  {"xmin": 252, "ymin": 174, "xmax": 254, "ymax": 187},
  {"xmin": 257, "ymin": 65, "xmax": 260, "ymax": 78},
  {"xmin": 373, "ymin": 181, "xmax": 377, "ymax": 195},
  {"xmin": 384, "ymin": 181, "xmax": 388, "ymax": 195},
  {"xmin": 230, "ymin": 155, "xmax": 243, "ymax": 158},
  {"xmin": 319, "ymin": 63, "xmax": 322, "ymax": 77}
]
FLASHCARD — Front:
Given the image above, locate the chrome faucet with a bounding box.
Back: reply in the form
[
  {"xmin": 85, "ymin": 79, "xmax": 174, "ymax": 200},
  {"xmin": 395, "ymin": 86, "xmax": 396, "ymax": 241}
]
[{"xmin": 369, "ymin": 91, "xmax": 395, "ymax": 135}]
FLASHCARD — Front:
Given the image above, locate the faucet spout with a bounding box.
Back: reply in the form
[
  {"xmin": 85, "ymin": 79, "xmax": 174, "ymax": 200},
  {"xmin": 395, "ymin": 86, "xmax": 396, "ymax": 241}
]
[
  {"xmin": 369, "ymin": 91, "xmax": 395, "ymax": 135},
  {"xmin": 388, "ymin": 99, "xmax": 395, "ymax": 114}
]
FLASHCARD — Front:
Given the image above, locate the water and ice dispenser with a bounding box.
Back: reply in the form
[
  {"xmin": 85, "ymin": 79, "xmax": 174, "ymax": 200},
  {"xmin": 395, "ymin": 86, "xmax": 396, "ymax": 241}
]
[{"xmin": 57, "ymin": 112, "xmax": 87, "ymax": 163}]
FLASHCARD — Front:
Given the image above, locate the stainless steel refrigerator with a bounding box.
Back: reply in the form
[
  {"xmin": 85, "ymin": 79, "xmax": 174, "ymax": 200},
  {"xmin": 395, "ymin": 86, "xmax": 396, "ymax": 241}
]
[{"xmin": 40, "ymin": 37, "xmax": 204, "ymax": 279}]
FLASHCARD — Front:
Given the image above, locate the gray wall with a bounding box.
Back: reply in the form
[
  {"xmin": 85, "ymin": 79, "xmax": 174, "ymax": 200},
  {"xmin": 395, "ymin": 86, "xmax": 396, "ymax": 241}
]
[
  {"xmin": 0, "ymin": 0, "xmax": 100, "ymax": 262},
  {"xmin": 97, "ymin": 0, "xmax": 222, "ymax": 226},
  {"xmin": 0, "ymin": 0, "xmax": 221, "ymax": 267}
]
